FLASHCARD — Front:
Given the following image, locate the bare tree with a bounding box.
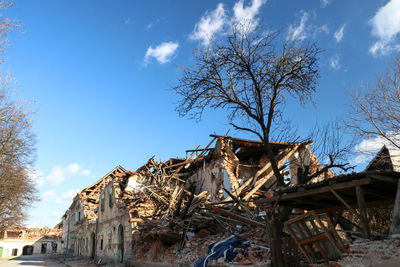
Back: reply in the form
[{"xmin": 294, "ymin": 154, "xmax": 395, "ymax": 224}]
[
  {"xmin": 348, "ymin": 56, "xmax": 400, "ymax": 149},
  {"xmin": 173, "ymin": 23, "xmax": 352, "ymax": 266},
  {"xmin": 347, "ymin": 56, "xmax": 400, "ymax": 236},
  {"xmin": 174, "ymin": 23, "xmax": 348, "ymax": 186},
  {"xmin": 0, "ymin": 77, "xmax": 37, "ymax": 231},
  {"xmin": 0, "ymin": 1, "xmax": 37, "ymax": 231},
  {"xmin": 0, "ymin": 1, "xmax": 20, "ymax": 63}
]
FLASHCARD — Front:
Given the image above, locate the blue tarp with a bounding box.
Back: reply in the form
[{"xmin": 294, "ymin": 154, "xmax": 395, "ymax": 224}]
[{"xmin": 194, "ymin": 235, "xmax": 248, "ymax": 267}]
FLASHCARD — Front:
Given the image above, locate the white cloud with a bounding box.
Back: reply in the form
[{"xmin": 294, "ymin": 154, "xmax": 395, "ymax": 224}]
[
  {"xmin": 233, "ymin": 0, "xmax": 266, "ymax": 31},
  {"xmin": 321, "ymin": 0, "xmax": 331, "ymax": 8},
  {"xmin": 144, "ymin": 41, "xmax": 179, "ymax": 65},
  {"xmin": 314, "ymin": 24, "xmax": 329, "ymax": 38},
  {"xmin": 46, "ymin": 163, "xmax": 82, "ymax": 186},
  {"xmin": 334, "ymin": 24, "xmax": 346, "ymax": 43},
  {"xmin": 288, "ymin": 11, "xmax": 309, "ymax": 41},
  {"xmin": 369, "ymin": 0, "xmax": 400, "ymax": 56},
  {"xmin": 41, "ymin": 190, "xmax": 55, "ymax": 201},
  {"xmin": 189, "ymin": 3, "xmax": 226, "ymax": 46},
  {"xmin": 329, "ymin": 55, "xmax": 340, "ymax": 70},
  {"xmin": 55, "ymin": 189, "xmax": 80, "ymax": 205},
  {"xmin": 352, "ymin": 134, "xmax": 400, "ymax": 165},
  {"xmin": 27, "ymin": 167, "xmax": 43, "ymax": 186}
]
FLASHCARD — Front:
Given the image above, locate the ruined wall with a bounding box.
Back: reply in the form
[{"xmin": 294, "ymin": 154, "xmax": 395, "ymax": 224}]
[
  {"xmin": 186, "ymin": 138, "xmax": 263, "ymax": 201},
  {"xmin": 186, "ymin": 138, "xmax": 238, "ymax": 201},
  {"xmin": 96, "ymin": 182, "xmax": 133, "ymax": 266},
  {"xmin": 62, "ymin": 197, "xmax": 85, "ymax": 256},
  {"xmin": 187, "ymin": 159, "xmax": 226, "ymax": 201},
  {"xmin": 74, "ymin": 222, "xmax": 96, "ymax": 258},
  {"xmin": 289, "ymin": 145, "xmax": 334, "ymax": 184}
]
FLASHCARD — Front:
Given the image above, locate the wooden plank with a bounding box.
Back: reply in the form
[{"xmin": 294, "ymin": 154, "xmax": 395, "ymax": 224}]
[
  {"xmin": 355, "ymin": 185, "xmax": 370, "ymax": 239},
  {"xmin": 321, "ymin": 213, "xmax": 346, "ymax": 252},
  {"xmin": 207, "ymin": 206, "xmax": 265, "ymax": 228},
  {"xmin": 285, "ymin": 224, "xmax": 312, "ymax": 263},
  {"xmin": 299, "ymin": 233, "xmax": 327, "ymax": 246},
  {"xmin": 314, "ymin": 199, "xmax": 394, "ymax": 214},
  {"xmin": 300, "ymin": 221, "xmax": 329, "ymax": 263},
  {"xmin": 308, "ymin": 219, "xmax": 330, "ymax": 255},
  {"xmin": 312, "ymin": 211, "xmax": 343, "ymax": 256},
  {"xmin": 223, "ymin": 149, "xmax": 286, "ymax": 202},
  {"xmin": 370, "ymin": 174, "xmax": 398, "ymax": 184},
  {"xmin": 256, "ymin": 178, "xmax": 373, "ymax": 204},
  {"xmin": 242, "ymin": 144, "xmax": 301, "ymax": 201},
  {"xmin": 329, "ymin": 187, "xmax": 363, "ymax": 222},
  {"xmin": 363, "ymin": 187, "xmax": 392, "ymax": 199}
]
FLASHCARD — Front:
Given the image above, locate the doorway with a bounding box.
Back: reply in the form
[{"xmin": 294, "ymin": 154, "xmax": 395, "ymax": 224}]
[
  {"xmin": 11, "ymin": 248, "xmax": 18, "ymax": 256},
  {"xmin": 91, "ymin": 233, "xmax": 95, "ymax": 260},
  {"xmin": 22, "ymin": 245, "xmax": 33, "ymax": 255},
  {"xmin": 41, "ymin": 243, "xmax": 47, "ymax": 254},
  {"xmin": 118, "ymin": 225, "xmax": 124, "ymax": 263}
]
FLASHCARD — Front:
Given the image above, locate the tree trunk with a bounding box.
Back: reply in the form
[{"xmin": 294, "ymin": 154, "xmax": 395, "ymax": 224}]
[{"xmin": 271, "ymin": 215, "xmax": 284, "ymax": 267}]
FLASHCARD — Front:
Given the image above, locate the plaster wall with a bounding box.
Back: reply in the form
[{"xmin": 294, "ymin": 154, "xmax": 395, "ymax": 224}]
[
  {"xmin": 0, "ymin": 239, "xmax": 61, "ymax": 257},
  {"xmin": 96, "ymin": 182, "xmax": 133, "ymax": 266}
]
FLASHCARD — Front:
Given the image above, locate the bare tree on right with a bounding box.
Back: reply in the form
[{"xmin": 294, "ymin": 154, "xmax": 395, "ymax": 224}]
[
  {"xmin": 348, "ymin": 56, "xmax": 400, "ymax": 149},
  {"xmin": 347, "ymin": 56, "xmax": 400, "ymax": 236}
]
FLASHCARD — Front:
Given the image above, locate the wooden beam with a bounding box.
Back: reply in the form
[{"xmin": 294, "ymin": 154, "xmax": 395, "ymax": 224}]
[
  {"xmin": 256, "ymin": 178, "xmax": 373, "ymax": 204},
  {"xmin": 299, "ymin": 221, "xmax": 329, "ymax": 263},
  {"xmin": 329, "ymin": 187, "xmax": 363, "ymax": 222},
  {"xmin": 242, "ymin": 144, "xmax": 301, "ymax": 201},
  {"xmin": 370, "ymin": 174, "xmax": 398, "ymax": 184},
  {"xmin": 312, "ymin": 212, "xmax": 344, "ymax": 256},
  {"xmin": 207, "ymin": 206, "xmax": 265, "ymax": 228},
  {"xmin": 363, "ymin": 187, "xmax": 391, "ymax": 199},
  {"xmin": 224, "ymin": 143, "xmax": 302, "ymax": 203},
  {"xmin": 321, "ymin": 213, "xmax": 347, "ymax": 252},
  {"xmin": 314, "ymin": 199, "xmax": 394, "ymax": 214},
  {"xmin": 355, "ymin": 185, "xmax": 370, "ymax": 239},
  {"xmin": 284, "ymin": 224, "xmax": 312, "ymax": 263}
]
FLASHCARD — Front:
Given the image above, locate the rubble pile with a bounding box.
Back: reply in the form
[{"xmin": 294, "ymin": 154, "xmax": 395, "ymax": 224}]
[
  {"xmin": 121, "ymin": 136, "xmax": 297, "ymax": 265},
  {"xmin": 60, "ymin": 135, "xmax": 400, "ymax": 266},
  {"xmin": 112, "ymin": 135, "xmax": 342, "ymax": 266}
]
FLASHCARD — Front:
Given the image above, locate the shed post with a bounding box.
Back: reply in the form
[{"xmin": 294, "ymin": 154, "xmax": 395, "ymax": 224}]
[
  {"xmin": 355, "ymin": 185, "xmax": 370, "ymax": 238},
  {"xmin": 390, "ymin": 180, "xmax": 400, "ymax": 236}
]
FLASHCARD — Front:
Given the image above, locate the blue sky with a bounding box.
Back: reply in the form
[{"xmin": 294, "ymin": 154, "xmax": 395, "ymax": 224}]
[{"xmin": 2, "ymin": 0, "xmax": 399, "ymax": 227}]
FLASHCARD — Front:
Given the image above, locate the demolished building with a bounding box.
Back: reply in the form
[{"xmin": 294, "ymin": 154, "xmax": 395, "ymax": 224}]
[
  {"xmin": 61, "ymin": 165, "xmax": 127, "ymax": 258},
  {"xmin": 60, "ymin": 136, "xmax": 400, "ymax": 266}
]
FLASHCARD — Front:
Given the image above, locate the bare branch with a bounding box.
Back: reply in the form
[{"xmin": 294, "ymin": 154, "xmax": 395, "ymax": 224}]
[{"xmin": 173, "ymin": 22, "xmax": 321, "ymax": 186}]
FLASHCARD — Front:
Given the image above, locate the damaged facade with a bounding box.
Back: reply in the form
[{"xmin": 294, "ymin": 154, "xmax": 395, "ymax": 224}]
[
  {"xmin": 0, "ymin": 227, "xmax": 61, "ymax": 257},
  {"xmin": 60, "ymin": 135, "xmax": 400, "ymax": 266},
  {"xmin": 62, "ymin": 165, "xmax": 126, "ymax": 259}
]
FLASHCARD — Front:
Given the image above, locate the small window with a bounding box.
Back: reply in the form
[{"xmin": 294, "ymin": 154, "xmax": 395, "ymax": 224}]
[
  {"xmin": 78, "ymin": 212, "xmax": 81, "ymax": 221},
  {"xmin": 100, "ymin": 193, "xmax": 105, "ymax": 212},
  {"xmin": 12, "ymin": 248, "xmax": 18, "ymax": 256},
  {"xmin": 109, "ymin": 187, "xmax": 113, "ymax": 208},
  {"xmin": 100, "ymin": 239, "xmax": 103, "ymax": 250}
]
